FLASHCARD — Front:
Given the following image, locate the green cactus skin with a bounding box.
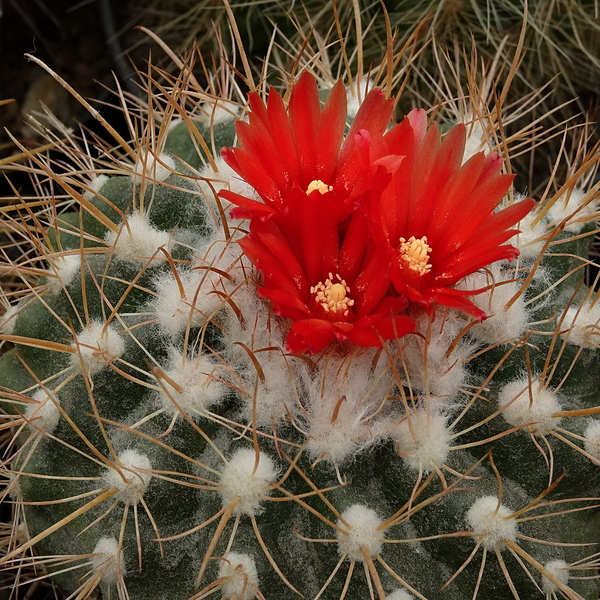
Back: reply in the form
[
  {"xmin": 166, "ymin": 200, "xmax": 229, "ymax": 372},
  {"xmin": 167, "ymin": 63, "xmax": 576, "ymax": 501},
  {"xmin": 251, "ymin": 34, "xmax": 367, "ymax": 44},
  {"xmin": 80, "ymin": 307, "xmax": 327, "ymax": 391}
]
[{"xmin": 1, "ymin": 46, "xmax": 600, "ymax": 600}]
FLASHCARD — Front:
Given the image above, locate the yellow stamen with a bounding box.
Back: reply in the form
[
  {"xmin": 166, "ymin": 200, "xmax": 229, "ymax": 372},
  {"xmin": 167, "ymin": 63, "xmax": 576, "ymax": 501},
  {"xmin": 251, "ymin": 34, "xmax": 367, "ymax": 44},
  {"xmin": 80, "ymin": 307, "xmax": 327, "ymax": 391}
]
[
  {"xmin": 399, "ymin": 236, "xmax": 432, "ymax": 276},
  {"xmin": 310, "ymin": 273, "xmax": 355, "ymax": 316},
  {"xmin": 306, "ymin": 180, "xmax": 333, "ymax": 195}
]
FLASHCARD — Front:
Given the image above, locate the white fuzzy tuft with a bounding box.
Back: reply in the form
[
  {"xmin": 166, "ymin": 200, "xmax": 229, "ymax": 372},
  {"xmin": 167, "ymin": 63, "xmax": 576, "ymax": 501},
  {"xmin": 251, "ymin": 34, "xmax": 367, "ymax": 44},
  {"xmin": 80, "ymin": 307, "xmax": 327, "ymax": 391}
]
[
  {"xmin": 132, "ymin": 151, "xmax": 176, "ymax": 183},
  {"xmin": 222, "ymin": 283, "xmax": 301, "ymax": 427},
  {"xmin": 105, "ymin": 212, "xmax": 171, "ymax": 262},
  {"xmin": 346, "ymin": 79, "xmax": 376, "ymax": 119},
  {"xmin": 102, "ymin": 449, "xmax": 152, "ymax": 505},
  {"xmin": 199, "ymin": 101, "xmax": 240, "ymax": 125},
  {"xmin": 559, "ymin": 301, "xmax": 600, "ymax": 348},
  {"xmin": 158, "ymin": 350, "xmax": 225, "ymax": 418},
  {"xmin": 153, "ymin": 234, "xmax": 245, "ymax": 336},
  {"xmin": 390, "ymin": 409, "xmax": 451, "ymax": 472},
  {"xmin": 387, "ymin": 590, "xmax": 414, "ymax": 600},
  {"xmin": 199, "ymin": 156, "xmax": 258, "ymax": 211},
  {"xmin": 401, "ymin": 315, "xmax": 472, "ymax": 401},
  {"xmin": 304, "ymin": 353, "xmax": 393, "ymax": 465},
  {"xmin": 498, "ymin": 378, "xmax": 561, "ymax": 435},
  {"xmin": 223, "ymin": 283, "xmax": 285, "ymax": 356},
  {"xmin": 514, "ymin": 207, "xmax": 548, "ymax": 259},
  {"xmin": 541, "ymin": 559, "xmax": 569, "ymax": 596},
  {"xmin": 48, "ymin": 254, "xmax": 81, "ymax": 293},
  {"xmin": 167, "ymin": 118, "xmax": 183, "ymax": 132},
  {"xmin": 84, "ymin": 174, "xmax": 109, "ymax": 199},
  {"xmin": 583, "ymin": 420, "xmax": 600, "ymax": 461},
  {"xmin": 240, "ymin": 351, "xmax": 302, "ymax": 427},
  {"xmin": 0, "ymin": 304, "xmax": 19, "ymax": 336},
  {"xmin": 219, "ymin": 449, "xmax": 278, "ymax": 516},
  {"xmin": 547, "ymin": 187, "xmax": 597, "ymax": 233},
  {"xmin": 218, "ymin": 552, "xmax": 259, "ymax": 600},
  {"xmin": 71, "ymin": 321, "xmax": 125, "ymax": 376},
  {"xmin": 462, "ymin": 120, "xmax": 489, "ymax": 164},
  {"xmin": 25, "ymin": 389, "xmax": 61, "ymax": 434},
  {"xmin": 92, "ymin": 536, "xmax": 124, "ymax": 585},
  {"xmin": 462, "ymin": 265, "xmax": 529, "ymax": 344},
  {"xmin": 337, "ymin": 504, "xmax": 384, "ymax": 562},
  {"xmin": 466, "ymin": 496, "xmax": 517, "ymax": 551}
]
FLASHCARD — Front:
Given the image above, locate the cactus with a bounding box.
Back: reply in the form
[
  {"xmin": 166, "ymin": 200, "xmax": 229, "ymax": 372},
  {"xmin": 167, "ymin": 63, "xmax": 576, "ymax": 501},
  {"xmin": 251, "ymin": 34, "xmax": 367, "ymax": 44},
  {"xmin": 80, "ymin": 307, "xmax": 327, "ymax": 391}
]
[
  {"xmin": 1, "ymin": 29, "xmax": 600, "ymax": 600},
  {"xmin": 133, "ymin": 1, "xmax": 600, "ymax": 118}
]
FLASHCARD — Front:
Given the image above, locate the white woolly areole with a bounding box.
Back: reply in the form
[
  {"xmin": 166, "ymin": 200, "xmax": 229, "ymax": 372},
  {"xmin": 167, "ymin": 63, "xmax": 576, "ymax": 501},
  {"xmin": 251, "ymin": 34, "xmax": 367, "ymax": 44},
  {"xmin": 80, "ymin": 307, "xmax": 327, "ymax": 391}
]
[
  {"xmin": 199, "ymin": 101, "xmax": 240, "ymax": 125},
  {"xmin": 541, "ymin": 559, "xmax": 569, "ymax": 595},
  {"xmin": 466, "ymin": 496, "xmax": 517, "ymax": 551},
  {"xmin": 105, "ymin": 212, "xmax": 171, "ymax": 262},
  {"xmin": 462, "ymin": 121, "xmax": 488, "ymax": 164},
  {"xmin": 547, "ymin": 187, "xmax": 597, "ymax": 233},
  {"xmin": 219, "ymin": 449, "xmax": 278, "ymax": 516},
  {"xmin": 71, "ymin": 321, "xmax": 125, "ymax": 375},
  {"xmin": 132, "ymin": 151, "xmax": 175, "ymax": 183},
  {"xmin": 391, "ymin": 410, "xmax": 451, "ymax": 472},
  {"xmin": 153, "ymin": 236, "xmax": 244, "ymax": 336},
  {"xmin": 102, "ymin": 449, "xmax": 152, "ymax": 505},
  {"xmin": 583, "ymin": 420, "xmax": 600, "ymax": 461},
  {"xmin": 559, "ymin": 301, "xmax": 600, "ymax": 348},
  {"xmin": 0, "ymin": 304, "xmax": 19, "ymax": 335},
  {"xmin": 25, "ymin": 389, "xmax": 61, "ymax": 434},
  {"xmin": 199, "ymin": 156, "xmax": 258, "ymax": 206},
  {"xmin": 218, "ymin": 552, "xmax": 259, "ymax": 600},
  {"xmin": 304, "ymin": 353, "xmax": 393, "ymax": 465},
  {"xmin": 345, "ymin": 79, "xmax": 375, "ymax": 119},
  {"xmin": 49, "ymin": 254, "xmax": 81, "ymax": 292},
  {"xmin": 515, "ymin": 208, "xmax": 547, "ymax": 259},
  {"xmin": 92, "ymin": 536, "xmax": 124, "ymax": 585},
  {"xmin": 159, "ymin": 351, "xmax": 225, "ymax": 417},
  {"xmin": 463, "ymin": 266, "xmax": 528, "ymax": 344},
  {"xmin": 401, "ymin": 315, "xmax": 471, "ymax": 400},
  {"xmin": 223, "ymin": 283, "xmax": 285, "ymax": 359},
  {"xmin": 84, "ymin": 174, "xmax": 109, "ymax": 199},
  {"xmin": 498, "ymin": 378, "xmax": 561, "ymax": 435},
  {"xmin": 153, "ymin": 270, "xmax": 207, "ymax": 335},
  {"xmin": 337, "ymin": 504, "xmax": 384, "ymax": 562},
  {"xmin": 241, "ymin": 351, "xmax": 301, "ymax": 427},
  {"xmin": 387, "ymin": 590, "xmax": 414, "ymax": 600}
]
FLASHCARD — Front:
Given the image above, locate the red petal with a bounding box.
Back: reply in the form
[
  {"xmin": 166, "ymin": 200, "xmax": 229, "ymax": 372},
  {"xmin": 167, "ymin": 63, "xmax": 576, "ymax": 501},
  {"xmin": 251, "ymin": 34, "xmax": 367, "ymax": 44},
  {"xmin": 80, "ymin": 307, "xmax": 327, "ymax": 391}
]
[
  {"xmin": 220, "ymin": 190, "xmax": 275, "ymax": 221},
  {"xmin": 258, "ymin": 287, "xmax": 309, "ymax": 320},
  {"xmin": 316, "ymin": 80, "xmax": 347, "ymax": 183},
  {"xmin": 347, "ymin": 314, "xmax": 415, "ymax": 346},
  {"xmin": 289, "ymin": 72, "xmax": 320, "ymax": 186},
  {"xmin": 286, "ymin": 319, "xmax": 337, "ymax": 354},
  {"xmin": 428, "ymin": 288, "xmax": 487, "ymax": 321},
  {"xmin": 265, "ymin": 88, "xmax": 302, "ymax": 186}
]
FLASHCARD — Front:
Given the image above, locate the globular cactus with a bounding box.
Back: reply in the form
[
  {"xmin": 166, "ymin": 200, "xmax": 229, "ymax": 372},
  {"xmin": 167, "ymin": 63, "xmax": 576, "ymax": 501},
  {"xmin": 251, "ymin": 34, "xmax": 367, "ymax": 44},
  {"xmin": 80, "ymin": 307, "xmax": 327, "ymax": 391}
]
[
  {"xmin": 1, "ymin": 35, "xmax": 600, "ymax": 600},
  {"xmin": 133, "ymin": 0, "xmax": 600, "ymax": 120}
]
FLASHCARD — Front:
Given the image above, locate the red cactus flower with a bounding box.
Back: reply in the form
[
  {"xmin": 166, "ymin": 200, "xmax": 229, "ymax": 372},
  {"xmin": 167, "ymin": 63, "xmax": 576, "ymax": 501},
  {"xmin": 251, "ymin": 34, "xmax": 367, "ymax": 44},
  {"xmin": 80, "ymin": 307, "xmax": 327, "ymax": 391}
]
[
  {"xmin": 219, "ymin": 72, "xmax": 535, "ymax": 353},
  {"xmin": 220, "ymin": 73, "xmax": 415, "ymax": 353},
  {"xmin": 220, "ymin": 72, "xmax": 397, "ymax": 225},
  {"xmin": 363, "ymin": 108, "xmax": 536, "ymax": 319}
]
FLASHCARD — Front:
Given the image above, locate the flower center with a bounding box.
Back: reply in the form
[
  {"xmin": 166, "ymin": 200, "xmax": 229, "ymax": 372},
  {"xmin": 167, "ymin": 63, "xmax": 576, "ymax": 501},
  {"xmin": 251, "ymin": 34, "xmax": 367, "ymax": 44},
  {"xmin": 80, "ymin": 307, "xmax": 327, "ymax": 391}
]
[
  {"xmin": 311, "ymin": 273, "xmax": 355, "ymax": 316},
  {"xmin": 306, "ymin": 180, "xmax": 333, "ymax": 195},
  {"xmin": 399, "ymin": 236, "xmax": 432, "ymax": 276}
]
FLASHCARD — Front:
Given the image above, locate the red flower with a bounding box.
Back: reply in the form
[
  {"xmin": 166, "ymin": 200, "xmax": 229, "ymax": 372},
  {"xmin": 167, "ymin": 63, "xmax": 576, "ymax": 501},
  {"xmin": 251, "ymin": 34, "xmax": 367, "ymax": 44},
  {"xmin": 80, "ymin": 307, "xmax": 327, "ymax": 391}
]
[
  {"xmin": 220, "ymin": 73, "xmax": 415, "ymax": 353},
  {"xmin": 364, "ymin": 109, "xmax": 536, "ymax": 319},
  {"xmin": 219, "ymin": 73, "xmax": 535, "ymax": 353},
  {"xmin": 220, "ymin": 72, "xmax": 397, "ymax": 225}
]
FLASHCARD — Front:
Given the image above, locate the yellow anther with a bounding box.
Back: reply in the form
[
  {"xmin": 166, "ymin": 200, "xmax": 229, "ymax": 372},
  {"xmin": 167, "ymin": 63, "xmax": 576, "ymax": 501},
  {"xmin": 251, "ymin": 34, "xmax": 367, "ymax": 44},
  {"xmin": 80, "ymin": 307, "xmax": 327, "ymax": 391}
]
[
  {"xmin": 310, "ymin": 273, "xmax": 355, "ymax": 316},
  {"xmin": 306, "ymin": 180, "xmax": 333, "ymax": 195},
  {"xmin": 399, "ymin": 236, "xmax": 433, "ymax": 276}
]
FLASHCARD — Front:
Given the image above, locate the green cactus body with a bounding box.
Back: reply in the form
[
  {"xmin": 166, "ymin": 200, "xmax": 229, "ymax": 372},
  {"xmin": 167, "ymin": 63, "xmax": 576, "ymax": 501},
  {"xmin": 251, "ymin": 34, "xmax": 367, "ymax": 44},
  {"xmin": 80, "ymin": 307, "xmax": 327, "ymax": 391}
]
[{"xmin": 1, "ymin": 57, "xmax": 600, "ymax": 600}]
